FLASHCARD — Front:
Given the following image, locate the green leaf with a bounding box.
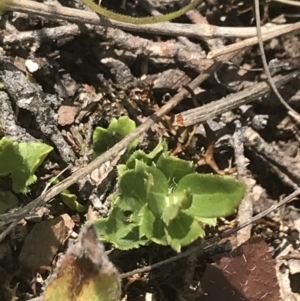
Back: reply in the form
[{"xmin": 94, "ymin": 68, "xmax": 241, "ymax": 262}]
[
  {"xmin": 0, "ymin": 137, "xmax": 53, "ymax": 193},
  {"xmin": 123, "ymin": 150, "xmax": 151, "ymax": 171},
  {"xmin": 0, "ymin": 137, "xmax": 25, "ymax": 186},
  {"xmin": 96, "ymin": 220, "xmax": 144, "ymax": 250},
  {"xmin": 162, "ymin": 204, "xmax": 181, "ymax": 226},
  {"xmin": 138, "ymin": 204, "xmax": 167, "ymax": 246},
  {"xmin": 94, "ymin": 208, "xmax": 147, "ymax": 250},
  {"xmin": 156, "ymin": 155, "xmax": 195, "ymax": 187},
  {"xmin": 92, "ymin": 116, "xmax": 138, "ymax": 158},
  {"xmin": 143, "ymin": 138, "xmax": 168, "ymax": 160},
  {"xmin": 118, "ymin": 168, "xmax": 149, "ymax": 212},
  {"xmin": 196, "ymin": 217, "xmax": 217, "ymax": 226},
  {"xmin": 60, "ymin": 190, "xmax": 87, "ymax": 213},
  {"xmin": 125, "ymin": 139, "xmax": 168, "ymax": 170},
  {"xmin": 176, "ymin": 174, "xmax": 246, "ymax": 218},
  {"xmin": 92, "ymin": 127, "xmax": 116, "ymax": 158},
  {"xmin": 144, "ymin": 165, "xmax": 169, "ymax": 217},
  {"xmin": 102, "ymin": 207, "xmax": 127, "ymax": 235},
  {"xmin": 162, "ymin": 190, "xmax": 192, "ymax": 225},
  {"xmin": 116, "ymin": 164, "xmax": 128, "ymax": 177},
  {"xmin": 108, "ymin": 116, "xmax": 136, "ymax": 141},
  {"xmin": 164, "ymin": 212, "xmax": 205, "ymax": 252},
  {"xmin": 17, "ymin": 141, "xmax": 53, "ymax": 174},
  {"xmin": 118, "ymin": 161, "xmax": 169, "ymax": 217},
  {"xmin": 0, "ymin": 191, "xmax": 19, "ymax": 214},
  {"xmin": 49, "ymin": 178, "xmax": 88, "ymax": 213},
  {"xmin": 113, "ymin": 195, "xmax": 135, "ymax": 212}
]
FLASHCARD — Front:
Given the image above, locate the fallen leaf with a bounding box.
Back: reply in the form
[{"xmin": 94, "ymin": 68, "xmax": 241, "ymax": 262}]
[
  {"xmin": 18, "ymin": 216, "xmax": 69, "ymax": 271},
  {"xmin": 44, "ymin": 223, "xmax": 121, "ymax": 301},
  {"xmin": 201, "ymin": 236, "xmax": 280, "ymax": 301}
]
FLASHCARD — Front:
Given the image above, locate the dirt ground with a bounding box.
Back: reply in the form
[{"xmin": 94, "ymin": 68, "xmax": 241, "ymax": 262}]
[{"xmin": 1, "ymin": 0, "xmax": 300, "ymax": 300}]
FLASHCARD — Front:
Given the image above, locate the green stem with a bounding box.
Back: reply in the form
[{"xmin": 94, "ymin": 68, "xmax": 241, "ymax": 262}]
[{"xmin": 80, "ymin": 0, "xmax": 202, "ymax": 24}]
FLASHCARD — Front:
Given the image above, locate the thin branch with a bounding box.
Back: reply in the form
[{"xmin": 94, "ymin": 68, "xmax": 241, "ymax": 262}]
[
  {"xmin": 208, "ymin": 21, "xmax": 300, "ymax": 58},
  {"xmin": 173, "ymin": 70, "xmax": 300, "ymax": 127},
  {"xmin": 6, "ymin": 0, "xmax": 290, "ymax": 39},
  {"xmin": 254, "ymin": 0, "xmax": 300, "ymax": 123},
  {"xmin": 233, "ymin": 121, "xmax": 254, "ymax": 246},
  {"xmin": 271, "ymin": 0, "xmax": 300, "ymax": 6}
]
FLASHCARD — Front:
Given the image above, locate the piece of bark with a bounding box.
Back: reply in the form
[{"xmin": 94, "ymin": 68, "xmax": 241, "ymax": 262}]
[
  {"xmin": 0, "ymin": 57, "xmax": 75, "ymax": 163},
  {"xmin": 0, "ymin": 91, "xmax": 37, "ymax": 142}
]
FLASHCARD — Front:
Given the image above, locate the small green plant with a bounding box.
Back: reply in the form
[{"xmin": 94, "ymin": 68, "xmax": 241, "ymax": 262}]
[
  {"xmin": 50, "ymin": 177, "xmax": 88, "ymax": 212},
  {"xmin": 92, "ymin": 116, "xmax": 138, "ymax": 159},
  {"xmin": 94, "ymin": 139, "xmax": 246, "ymax": 252},
  {"xmin": 60, "ymin": 189, "xmax": 88, "ymax": 212},
  {"xmin": 0, "ymin": 137, "xmax": 53, "ymax": 193}
]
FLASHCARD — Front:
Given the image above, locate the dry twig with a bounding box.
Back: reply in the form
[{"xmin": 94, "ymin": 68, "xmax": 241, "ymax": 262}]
[
  {"xmin": 271, "ymin": 0, "xmax": 300, "ymax": 6},
  {"xmin": 208, "ymin": 21, "xmax": 300, "ymax": 58},
  {"xmin": 254, "ymin": 0, "xmax": 300, "ymax": 123},
  {"xmin": 173, "ymin": 70, "xmax": 300, "ymax": 127},
  {"xmin": 6, "ymin": 0, "xmax": 291, "ymax": 39},
  {"xmin": 233, "ymin": 121, "xmax": 254, "ymax": 246}
]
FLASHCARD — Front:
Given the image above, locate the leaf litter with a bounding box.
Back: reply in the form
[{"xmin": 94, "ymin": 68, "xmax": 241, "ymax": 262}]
[{"xmin": 1, "ymin": 0, "xmax": 300, "ymax": 300}]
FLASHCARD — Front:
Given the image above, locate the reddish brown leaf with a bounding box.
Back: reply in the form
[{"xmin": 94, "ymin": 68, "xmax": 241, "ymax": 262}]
[{"xmin": 201, "ymin": 236, "xmax": 280, "ymax": 301}]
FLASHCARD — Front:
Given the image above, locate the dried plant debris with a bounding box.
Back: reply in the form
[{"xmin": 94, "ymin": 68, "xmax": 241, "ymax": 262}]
[
  {"xmin": 201, "ymin": 236, "xmax": 280, "ymax": 301},
  {"xmin": 44, "ymin": 223, "xmax": 121, "ymax": 301},
  {"xmin": 2, "ymin": 0, "xmax": 300, "ymax": 300}
]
